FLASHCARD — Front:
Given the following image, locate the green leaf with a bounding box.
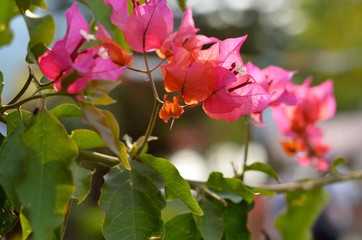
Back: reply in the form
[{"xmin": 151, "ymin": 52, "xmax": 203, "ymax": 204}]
[
  {"xmin": 194, "ymin": 198, "xmax": 223, "ymax": 240},
  {"xmin": 20, "ymin": 212, "xmax": 32, "ymax": 240},
  {"xmin": 99, "ymin": 161, "xmax": 165, "ymax": 240},
  {"xmin": 84, "ymin": 79, "xmax": 121, "ymax": 105},
  {"xmin": 165, "ymin": 213, "xmax": 202, "ymax": 240},
  {"xmin": 17, "ymin": 109, "xmax": 78, "ymax": 240},
  {"xmin": 0, "ymin": 187, "xmax": 17, "ymax": 238},
  {"xmin": 70, "ymin": 129, "xmax": 107, "ymax": 149},
  {"xmin": 15, "ymin": 0, "xmax": 47, "ymax": 12},
  {"xmin": 140, "ymin": 154, "xmax": 204, "ymax": 216},
  {"xmin": 71, "ymin": 161, "xmax": 94, "ymax": 204},
  {"xmin": 206, "ymin": 172, "xmax": 255, "ymax": 203},
  {"xmin": 23, "ymin": 11, "xmax": 55, "ymax": 50},
  {"xmin": 244, "ymin": 162, "xmax": 280, "ymax": 183},
  {"xmin": 50, "ymin": 103, "xmax": 82, "ymax": 118},
  {"xmin": 210, "ymin": 198, "xmax": 253, "ymax": 240},
  {"xmin": 4, "ymin": 110, "xmax": 33, "ymax": 135},
  {"xmin": 330, "ymin": 157, "xmax": 347, "ymax": 173},
  {"xmin": 0, "ymin": 0, "xmax": 19, "ymax": 47},
  {"xmin": 0, "ymin": 71, "xmax": 4, "ymax": 106},
  {"xmin": 275, "ymin": 187, "xmax": 329, "ymax": 240},
  {"xmin": 80, "ymin": 100, "xmax": 130, "ymax": 169},
  {"xmin": 0, "ymin": 122, "xmax": 26, "ymax": 208},
  {"xmin": 176, "ymin": 0, "xmax": 187, "ymax": 11},
  {"xmin": 26, "ymin": 41, "xmax": 49, "ymax": 64}
]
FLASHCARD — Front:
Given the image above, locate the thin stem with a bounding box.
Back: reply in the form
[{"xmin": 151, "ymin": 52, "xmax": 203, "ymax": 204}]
[
  {"xmin": 62, "ymin": 199, "xmax": 73, "ymax": 238},
  {"xmin": 78, "ymin": 150, "xmax": 119, "ymax": 167},
  {"xmin": 150, "ymin": 58, "xmax": 168, "ymax": 73},
  {"xmin": 252, "ymin": 169, "xmax": 362, "ymax": 193},
  {"xmin": 127, "ymin": 67, "xmax": 148, "ymax": 73},
  {"xmin": 240, "ymin": 115, "xmax": 251, "ymax": 180},
  {"xmin": 143, "ymin": 53, "xmax": 161, "ymax": 103},
  {"xmin": 136, "ymin": 100, "xmax": 161, "ymax": 156},
  {"xmin": 7, "ymin": 66, "xmax": 34, "ymax": 105},
  {"xmin": 75, "ymin": 150, "xmax": 362, "ymax": 193},
  {"xmin": 0, "ymin": 92, "xmax": 74, "ymax": 112}
]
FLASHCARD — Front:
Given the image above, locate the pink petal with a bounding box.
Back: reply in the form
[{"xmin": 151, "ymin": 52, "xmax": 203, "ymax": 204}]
[
  {"xmin": 104, "ymin": 0, "xmax": 129, "ymax": 31},
  {"xmin": 309, "ymin": 80, "xmax": 336, "ymax": 121},
  {"xmin": 217, "ymin": 36, "xmax": 247, "ymax": 69},
  {"xmin": 125, "ymin": 0, "xmax": 174, "ymax": 52},
  {"xmin": 64, "ymin": 3, "xmax": 89, "ymax": 54}
]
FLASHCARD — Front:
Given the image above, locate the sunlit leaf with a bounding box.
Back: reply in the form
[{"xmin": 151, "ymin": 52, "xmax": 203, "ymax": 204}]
[
  {"xmin": 206, "ymin": 172, "xmax": 255, "ymax": 203},
  {"xmin": 99, "ymin": 161, "xmax": 165, "ymax": 240},
  {"xmin": 0, "ymin": 122, "xmax": 26, "ymax": 209},
  {"xmin": 140, "ymin": 154, "xmax": 204, "ymax": 216},
  {"xmin": 71, "ymin": 161, "xmax": 94, "ymax": 204},
  {"xmin": 0, "ymin": 187, "xmax": 17, "ymax": 238},
  {"xmin": 23, "ymin": 11, "xmax": 55, "ymax": 50},
  {"xmin": 176, "ymin": 0, "xmax": 187, "ymax": 11},
  {"xmin": 194, "ymin": 198, "xmax": 223, "ymax": 240},
  {"xmin": 70, "ymin": 129, "xmax": 107, "ymax": 149},
  {"xmin": 20, "ymin": 212, "xmax": 32, "ymax": 240},
  {"xmin": 330, "ymin": 157, "xmax": 347, "ymax": 173},
  {"xmin": 244, "ymin": 162, "xmax": 280, "ymax": 183},
  {"xmin": 15, "ymin": 0, "xmax": 47, "ymax": 12},
  {"xmin": 50, "ymin": 103, "xmax": 82, "ymax": 118},
  {"xmin": 275, "ymin": 187, "xmax": 329, "ymax": 240},
  {"xmin": 26, "ymin": 42, "xmax": 49, "ymax": 64},
  {"xmin": 165, "ymin": 213, "xmax": 202, "ymax": 240},
  {"xmin": 80, "ymin": 100, "xmax": 129, "ymax": 169},
  {"xmin": 84, "ymin": 79, "xmax": 121, "ymax": 105},
  {"xmin": 0, "ymin": 0, "xmax": 19, "ymax": 47},
  {"xmin": 4, "ymin": 110, "xmax": 33, "ymax": 135},
  {"xmin": 17, "ymin": 109, "xmax": 78, "ymax": 240}
]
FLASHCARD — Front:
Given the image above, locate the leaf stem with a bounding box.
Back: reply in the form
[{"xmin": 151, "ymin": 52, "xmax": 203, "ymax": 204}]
[
  {"xmin": 7, "ymin": 66, "xmax": 34, "ymax": 105},
  {"xmin": 240, "ymin": 115, "xmax": 251, "ymax": 180},
  {"xmin": 0, "ymin": 92, "xmax": 74, "ymax": 112},
  {"xmin": 78, "ymin": 150, "xmax": 119, "ymax": 167}
]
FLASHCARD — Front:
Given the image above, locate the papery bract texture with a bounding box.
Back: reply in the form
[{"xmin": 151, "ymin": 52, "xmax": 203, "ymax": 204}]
[{"xmin": 125, "ymin": 0, "xmax": 174, "ymax": 53}]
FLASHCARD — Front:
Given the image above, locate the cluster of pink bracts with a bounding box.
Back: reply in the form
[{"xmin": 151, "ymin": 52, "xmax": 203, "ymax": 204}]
[{"xmin": 38, "ymin": 1, "xmax": 336, "ymax": 170}]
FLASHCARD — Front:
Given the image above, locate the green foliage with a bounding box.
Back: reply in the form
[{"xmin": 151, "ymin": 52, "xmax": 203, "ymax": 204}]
[
  {"xmin": 210, "ymin": 198, "xmax": 253, "ymax": 240},
  {"xmin": 23, "ymin": 11, "xmax": 55, "ymax": 50},
  {"xmin": 0, "ymin": 122, "xmax": 26, "ymax": 208},
  {"xmin": 140, "ymin": 154, "xmax": 204, "ymax": 216},
  {"xmin": 165, "ymin": 213, "xmax": 202, "ymax": 240},
  {"xmin": 194, "ymin": 198, "xmax": 223, "ymax": 240},
  {"xmin": 0, "ymin": 0, "xmax": 19, "ymax": 47},
  {"xmin": 71, "ymin": 161, "xmax": 94, "ymax": 204},
  {"xmin": 176, "ymin": 0, "xmax": 187, "ymax": 11},
  {"xmin": 50, "ymin": 103, "xmax": 82, "ymax": 118},
  {"xmin": 80, "ymin": 100, "xmax": 130, "ymax": 169},
  {"xmin": 206, "ymin": 172, "xmax": 254, "ymax": 203},
  {"xmin": 244, "ymin": 162, "xmax": 280, "ymax": 183},
  {"xmin": 330, "ymin": 157, "xmax": 348, "ymax": 174},
  {"xmin": 70, "ymin": 129, "xmax": 107, "ymax": 149},
  {"xmin": 99, "ymin": 161, "xmax": 165, "ymax": 240},
  {"xmin": 4, "ymin": 110, "xmax": 33, "ymax": 135},
  {"xmin": 17, "ymin": 110, "xmax": 78, "ymax": 240},
  {"xmin": 0, "ymin": 187, "xmax": 17, "ymax": 238},
  {"xmin": 20, "ymin": 212, "xmax": 32, "ymax": 240},
  {"xmin": 84, "ymin": 79, "xmax": 121, "ymax": 105},
  {"xmin": 275, "ymin": 187, "xmax": 329, "ymax": 240}
]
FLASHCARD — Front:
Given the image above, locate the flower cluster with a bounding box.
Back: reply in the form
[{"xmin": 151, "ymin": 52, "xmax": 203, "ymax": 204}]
[{"xmin": 38, "ymin": 0, "xmax": 337, "ymax": 170}]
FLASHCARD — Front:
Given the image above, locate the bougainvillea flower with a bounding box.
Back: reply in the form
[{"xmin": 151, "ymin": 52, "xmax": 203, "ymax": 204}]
[
  {"xmin": 96, "ymin": 24, "xmax": 133, "ymax": 66},
  {"xmin": 203, "ymin": 69, "xmax": 270, "ymax": 122},
  {"xmin": 157, "ymin": 8, "xmax": 218, "ymax": 66},
  {"xmin": 124, "ymin": 0, "xmax": 174, "ymax": 53},
  {"xmin": 159, "ymin": 95, "xmax": 184, "ymax": 123},
  {"xmin": 104, "ymin": 0, "xmax": 129, "ymax": 31},
  {"xmin": 162, "ymin": 62, "xmax": 216, "ymax": 105},
  {"xmin": 272, "ymin": 78, "xmax": 336, "ymax": 170},
  {"xmin": 245, "ymin": 62, "xmax": 297, "ymax": 123},
  {"xmin": 38, "ymin": 3, "xmax": 127, "ymax": 94},
  {"xmin": 200, "ymin": 37, "xmax": 270, "ymax": 122}
]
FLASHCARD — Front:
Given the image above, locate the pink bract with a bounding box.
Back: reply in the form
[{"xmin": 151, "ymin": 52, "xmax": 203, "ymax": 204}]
[{"xmin": 124, "ymin": 0, "xmax": 174, "ymax": 53}]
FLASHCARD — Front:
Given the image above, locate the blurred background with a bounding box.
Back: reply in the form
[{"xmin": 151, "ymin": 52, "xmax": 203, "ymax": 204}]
[{"xmin": 1, "ymin": 0, "xmax": 362, "ymax": 239}]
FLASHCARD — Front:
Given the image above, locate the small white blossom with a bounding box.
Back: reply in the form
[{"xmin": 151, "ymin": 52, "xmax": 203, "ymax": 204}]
[{"xmin": 80, "ymin": 29, "xmax": 96, "ymax": 42}]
